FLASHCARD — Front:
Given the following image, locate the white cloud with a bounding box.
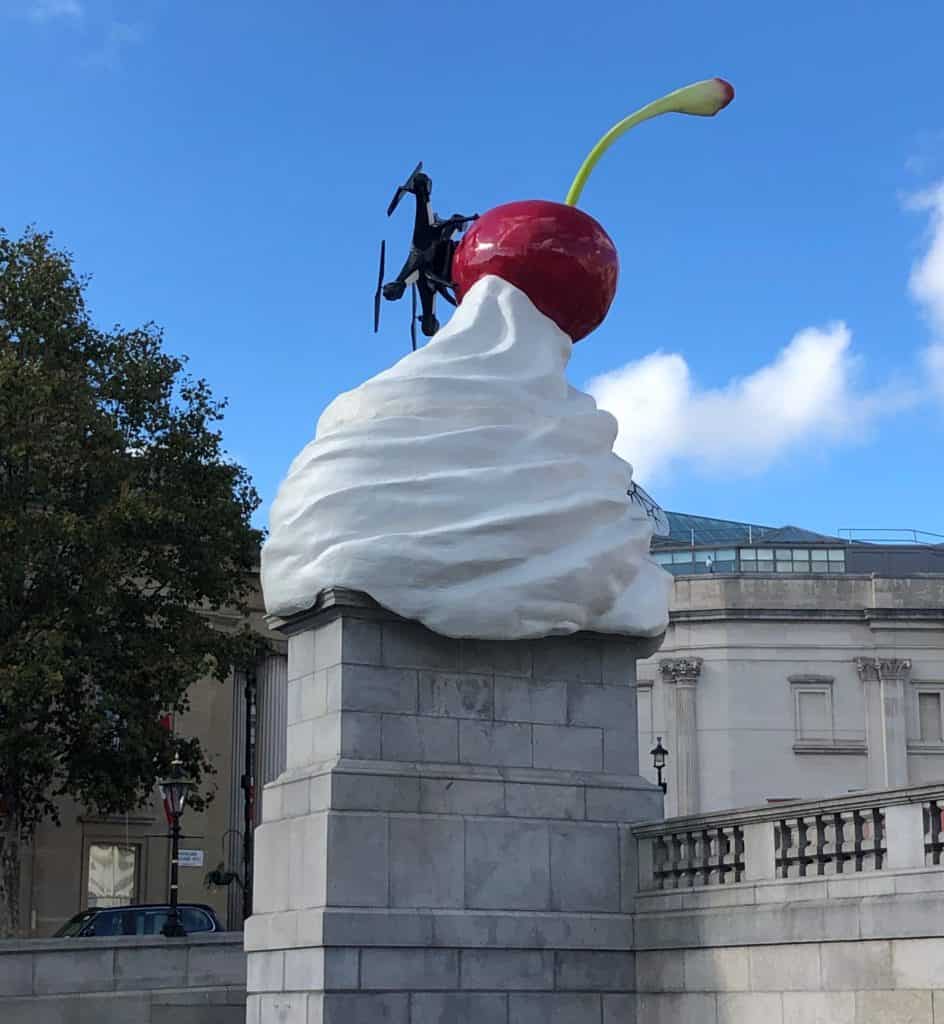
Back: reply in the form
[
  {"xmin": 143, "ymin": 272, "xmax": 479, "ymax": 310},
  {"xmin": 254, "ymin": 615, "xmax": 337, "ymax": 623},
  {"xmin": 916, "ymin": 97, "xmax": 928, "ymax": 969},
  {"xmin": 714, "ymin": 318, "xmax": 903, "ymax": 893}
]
[
  {"xmin": 28, "ymin": 0, "xmax": 82, "ymax": 21},
  {"xmin": 908, "ymin": 181, "xmax": 944, "ymax": 398},
  {"xmin": 586, "ymin": 323, "xmax": 909, "ymax": 483}
]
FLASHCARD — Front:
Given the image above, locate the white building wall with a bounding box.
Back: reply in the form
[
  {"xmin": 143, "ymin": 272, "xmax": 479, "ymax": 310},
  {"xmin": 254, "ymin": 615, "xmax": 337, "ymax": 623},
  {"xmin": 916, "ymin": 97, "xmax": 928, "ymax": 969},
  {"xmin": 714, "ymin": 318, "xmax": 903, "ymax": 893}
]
[{"xmin": 637, "ymin": 574, "xmax": 944, "ymax": 815}]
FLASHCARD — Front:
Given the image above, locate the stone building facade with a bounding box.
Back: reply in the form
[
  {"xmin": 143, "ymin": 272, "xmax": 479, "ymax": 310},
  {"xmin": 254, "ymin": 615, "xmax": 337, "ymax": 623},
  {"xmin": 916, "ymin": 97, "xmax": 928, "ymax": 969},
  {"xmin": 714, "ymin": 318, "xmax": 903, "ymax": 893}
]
[{"xmin": 638, "ymin": 513, "xmax": 944, "ymax": 816}]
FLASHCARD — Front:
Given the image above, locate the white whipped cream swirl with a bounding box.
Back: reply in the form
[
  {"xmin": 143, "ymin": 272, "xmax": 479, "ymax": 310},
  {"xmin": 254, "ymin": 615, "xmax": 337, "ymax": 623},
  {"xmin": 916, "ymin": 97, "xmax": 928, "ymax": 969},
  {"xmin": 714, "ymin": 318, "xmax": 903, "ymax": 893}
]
[{"xmin": 261, "ymin": 275, "xmax": 670, "ymax": 639}]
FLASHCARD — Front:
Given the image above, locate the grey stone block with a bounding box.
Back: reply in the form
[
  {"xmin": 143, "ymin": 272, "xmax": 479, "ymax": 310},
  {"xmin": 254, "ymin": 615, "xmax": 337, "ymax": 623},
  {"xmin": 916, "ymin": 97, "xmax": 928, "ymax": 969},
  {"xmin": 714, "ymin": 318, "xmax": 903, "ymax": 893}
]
[
  {"xmin": 282, "ymin": 948, "xmax": 322, "ymax": 992},
  {"xmin": 550, "ymin": 823, "xmax": 619, "ymax": 912},
  {"xmin": 465, "ymin": 819, "xmax": 550, "ymax": 910},
  {"xmin": 328, "ymin": 665, "xmax": 418, "ymax": 715},
  {"xmin": 412, "ymin": 993, "xmax": 509, "ymax": 1024},
  {"xmin": 360, "ymin": 949, "xmax": 458, "ymax": 990},
  {"xmin": 461, "ymin": 950, "xmax": 554, "ymax": 991},
  {"xmin": 782, "ymin": 992, "xmax": 854, "ymax": 1024},
  {"xmin": 114, "ymin": 944, "xmax": 189, "ymax": 991},
  {"xmin": 0, "ymin": 996, "xmax": 70, "ymax": 1024},
  {"xmin": 635, "ymin": 950, "xmax": 684, "ymax": 992},
  {"xmin": 508, "ymin": 993, "xmax": 602, "ymax": 1024},
  {"xmin": 556, "ymin": 951, "xmax": 635, "ymax": 992},
  {"xmin": 390, "ymin": 816, "xmax": 465, "ymax": 908},
  {"xmin": 460, "ymin": 721, "xmax": 532, "ymax": 767},
  {"xmin": 331, "ymin": 771, "xmax": 420, "ymax": 812},
  {"xmin": 420, "ymin": 778, "xmax": 505, "ymax": 816},
  {"xmin": 494, "ymin": 677, "xmax": 566, "ymax": 724},
  {"xmin": 619, "ymin": 826, "xmax": 638, "ymax": 913},
  {"xmin": 533, "ymin": 724, "xmax": 602, "ymax": 771},
  {"xmin": 247, "ymin": 950, "xmax": 285, "ymax": 993},
  {"xmin": 152, "ymin": 1007, "xmax": 244, "ymax": 1024},
  {"xmin": 602, "ymin": 641, "xmax": 637, "ymax": 686},
  {"xmin": 256, "ymin": 992, "xmax": 307, "ymax": 1024},
  {"xmin": 683, "ymin": 947, "xmax": 750, "ymax": 993},
  {"xmin": 603, "ymin": 993, "xmax": 637, "ymax": 1024},
  {"xmin": 188, "ymin": 943, "xmax": 248, "ymax": 987},
  {"xmin": 587, "ymin": 786, "xmax": 657, "ymax": 823},
  {"xmin": 567, "ymin": 684, "xmax": 635, "ymax": 728},
  {"xmin": 821, "ymin": 940, "xmax": 892, "ymax": 991},
  {"xmin": 461, "ymin": 639, "xmax": 531, "ymax": 677},
  {"xmin": 717, "ymin": 993, "xmax": 783, "ymax": 1024},
  {"xmin": 382, "ymin": 715, "xmax": 458, "ymax": 763},
  {"xmin": 320, "ymin": 993, "xmax": 410, "ymax": 1024},
  {"xmin": 749, "ymin": 943, "xmax": 820, "ymax": 992},
  {"xmin": 419, "ymin": 672, "xmax": 493, "ymax": 719},
  {"xmin": 853, "ymin": 990, "xmax": 932, "ymax": 1024},
  {"xmin": 326, "ymin": 812, "xmax": 388, "ymax": 907},
  {"xmin": 382, "ymin": 622, "xmax": 459, "ymax": 670},
  {"xmin": 603, "ymin": 729, "xmax": 636, "ymax": 775},
  {"xmin": 288, "ymin": 630, "xmax": 316, "ymax": 681},
  {"xmin": 0, "ymin": 952, "xmax": 32, "ymax": 996},
  {"xmin": 287, "ymin": 719, "xmax": 316, "ymax": 769},
  {"xmin": 532, "ymin": 638, "xmax": 602, "ymax": 683},
  {"xmin": 281, "ymin": 778, "xmax": 311, "ymax": 818},
  {"xmin": 636, "ymin": 993, "xmax": 717, "ymax": 1023},
  {"xmin": 505, "ymin": 782, "xmax": 583, "ymax": 820},
  {"xmin": 339, "ymin": 712, "xmax": 382, "ymax": 759},
  {"xmin": 340, "ymin": 617, "xmax": 383, "ymax": 666},
  {"xmin": 891, "ymin": 937, "xmax": 944, "ymax": 989},
  {"xmin": 33, "ymin": 948, "xmax": 114, "ymax": 995}
]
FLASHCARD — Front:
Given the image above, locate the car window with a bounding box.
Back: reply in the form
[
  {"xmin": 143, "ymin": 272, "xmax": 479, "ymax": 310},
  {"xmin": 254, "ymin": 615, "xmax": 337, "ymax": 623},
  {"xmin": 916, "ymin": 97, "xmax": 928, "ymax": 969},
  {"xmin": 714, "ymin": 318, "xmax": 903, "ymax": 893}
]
[
  {"xmin": 86, "ymin": 910, "xmax": 125, "ymax": 936},
  {"xmin": 138, "ymin": 910, "xmax": 171, "ymax": 935},
  {"xmin": 54, "ymin": 911, "xmax": 95, "ymax": 937},
  {"xmin": 180, "ymin": 907, "xmax": 214, "ymax": 933}
]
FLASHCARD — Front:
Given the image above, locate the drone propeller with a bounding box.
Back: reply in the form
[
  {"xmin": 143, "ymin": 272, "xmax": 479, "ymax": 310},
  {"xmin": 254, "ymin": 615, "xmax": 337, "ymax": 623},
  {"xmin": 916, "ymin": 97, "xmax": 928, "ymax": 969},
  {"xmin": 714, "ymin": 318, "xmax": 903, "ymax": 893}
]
[
  {"xmin": 410, "ymin": 285, "xmax": 418, "ymax": 351},
  {"xmin": 387, "ymin": 160, "xmax": 423, "ymax": 217},
  {"xmin": 373, "ymin": 240, "xmax": 385, "ymax": 334}
]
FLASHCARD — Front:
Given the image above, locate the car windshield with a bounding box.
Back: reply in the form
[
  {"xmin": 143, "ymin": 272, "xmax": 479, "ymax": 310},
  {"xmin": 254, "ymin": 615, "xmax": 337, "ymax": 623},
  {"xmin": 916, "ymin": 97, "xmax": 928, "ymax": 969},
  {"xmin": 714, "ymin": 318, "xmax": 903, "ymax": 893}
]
[{"xmin": 53, "ymin": 911, "xmax": 96, "ymax": 937}]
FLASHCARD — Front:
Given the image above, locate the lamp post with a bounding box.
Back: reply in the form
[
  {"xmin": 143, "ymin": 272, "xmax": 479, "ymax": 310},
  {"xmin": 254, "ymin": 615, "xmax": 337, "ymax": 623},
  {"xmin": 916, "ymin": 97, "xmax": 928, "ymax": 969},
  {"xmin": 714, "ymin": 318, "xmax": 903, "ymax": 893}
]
[
  {"xmin": 159, "ymin": 755, "xmax": 194, "ymax": 938},
  {"xmin": 650, "ymin": 736, "xmax": 668, "ymax": 795}
]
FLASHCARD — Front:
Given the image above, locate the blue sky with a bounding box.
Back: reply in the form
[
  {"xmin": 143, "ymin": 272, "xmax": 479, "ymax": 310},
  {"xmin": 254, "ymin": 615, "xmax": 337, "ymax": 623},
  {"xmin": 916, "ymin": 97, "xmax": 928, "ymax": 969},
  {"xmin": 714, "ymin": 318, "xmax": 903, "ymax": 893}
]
[{"xmin": 4, "ymin": 0, "xmax": 944, "ymax": 539}]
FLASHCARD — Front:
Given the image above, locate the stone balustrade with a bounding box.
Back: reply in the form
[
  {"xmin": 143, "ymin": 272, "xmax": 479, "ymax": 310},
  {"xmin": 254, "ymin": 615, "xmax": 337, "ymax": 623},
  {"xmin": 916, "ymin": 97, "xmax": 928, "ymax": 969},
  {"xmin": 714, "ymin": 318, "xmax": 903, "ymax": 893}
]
[{"xmin": 634, "ymin": 782, "xmax": 944, "ymax": 896}]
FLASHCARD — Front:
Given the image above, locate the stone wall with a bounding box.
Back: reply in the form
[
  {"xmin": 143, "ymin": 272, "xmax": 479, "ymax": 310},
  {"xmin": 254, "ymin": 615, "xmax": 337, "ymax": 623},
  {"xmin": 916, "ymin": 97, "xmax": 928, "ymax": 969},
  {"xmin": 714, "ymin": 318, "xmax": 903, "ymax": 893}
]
[
  {"xmin": 632, "ymin": 784, "xmax": 944, "ymax": 1022},
  {"xmin": 0, "ymin": 932, "xmax": 245, "ymax": 1023}
]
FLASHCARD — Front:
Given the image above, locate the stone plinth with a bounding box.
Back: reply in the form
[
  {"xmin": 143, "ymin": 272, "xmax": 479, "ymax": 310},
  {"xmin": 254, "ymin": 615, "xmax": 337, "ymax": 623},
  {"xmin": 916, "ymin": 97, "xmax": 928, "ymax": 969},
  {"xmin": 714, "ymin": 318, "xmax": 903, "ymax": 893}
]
[{"xmin": 246, "ymin": 589, "xmax": 663, "ymax": 1024}]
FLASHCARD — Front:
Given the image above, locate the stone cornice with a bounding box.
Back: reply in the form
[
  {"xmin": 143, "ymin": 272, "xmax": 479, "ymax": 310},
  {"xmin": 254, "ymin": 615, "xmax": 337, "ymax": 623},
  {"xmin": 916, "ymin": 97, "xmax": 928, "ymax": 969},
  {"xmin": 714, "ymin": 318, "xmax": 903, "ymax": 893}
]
[
  {"xmin": 855, "ymin": 656, "xmax": 913, "ymax": 683},
  {"xmin": 660, "ymin": 656, "xmax": 703, "ymax": 685}
]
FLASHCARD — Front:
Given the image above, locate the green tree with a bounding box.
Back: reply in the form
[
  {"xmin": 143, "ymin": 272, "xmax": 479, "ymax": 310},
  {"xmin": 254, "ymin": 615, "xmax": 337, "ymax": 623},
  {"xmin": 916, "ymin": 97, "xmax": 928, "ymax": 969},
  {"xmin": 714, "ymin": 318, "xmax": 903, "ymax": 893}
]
[{"xmin": 0, "ymin": 228, "xmax": 263, "ymax": 936}]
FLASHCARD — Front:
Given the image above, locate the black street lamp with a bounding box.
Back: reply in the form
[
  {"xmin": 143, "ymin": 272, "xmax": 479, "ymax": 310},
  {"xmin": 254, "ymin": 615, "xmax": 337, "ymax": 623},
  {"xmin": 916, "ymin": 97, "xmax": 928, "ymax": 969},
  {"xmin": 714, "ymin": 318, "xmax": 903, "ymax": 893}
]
[
  {"xmin": 650, "ymin": 736, "xmax": 669, "ymax": 795},
  {"xmin": 159, "ymin": 755, "xmax": 194, "ymax": 938}
]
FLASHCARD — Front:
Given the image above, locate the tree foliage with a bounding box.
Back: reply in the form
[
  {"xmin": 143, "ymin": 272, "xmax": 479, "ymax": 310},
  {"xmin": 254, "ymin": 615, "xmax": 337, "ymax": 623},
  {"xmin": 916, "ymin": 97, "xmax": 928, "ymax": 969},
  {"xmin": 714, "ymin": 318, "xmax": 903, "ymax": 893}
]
[{"xmin": 0, "ymin": 227, "xmax": 263, "ymax": 933}]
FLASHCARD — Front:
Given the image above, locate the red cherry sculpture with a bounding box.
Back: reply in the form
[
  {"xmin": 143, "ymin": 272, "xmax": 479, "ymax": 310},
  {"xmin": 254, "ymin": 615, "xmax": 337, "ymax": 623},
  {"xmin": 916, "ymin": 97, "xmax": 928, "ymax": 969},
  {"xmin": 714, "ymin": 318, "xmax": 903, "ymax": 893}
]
[{"xmin": 451, "ymin": 200, "xmax": 618, "ymax": 343}]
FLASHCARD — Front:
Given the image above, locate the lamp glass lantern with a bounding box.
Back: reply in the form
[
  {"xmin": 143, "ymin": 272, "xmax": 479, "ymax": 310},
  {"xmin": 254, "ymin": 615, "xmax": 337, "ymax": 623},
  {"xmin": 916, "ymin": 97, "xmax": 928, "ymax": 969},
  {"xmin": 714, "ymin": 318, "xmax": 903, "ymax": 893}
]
[{"xmin": 650, "ymin": 736, "xmax": 668, "ymax": 794}]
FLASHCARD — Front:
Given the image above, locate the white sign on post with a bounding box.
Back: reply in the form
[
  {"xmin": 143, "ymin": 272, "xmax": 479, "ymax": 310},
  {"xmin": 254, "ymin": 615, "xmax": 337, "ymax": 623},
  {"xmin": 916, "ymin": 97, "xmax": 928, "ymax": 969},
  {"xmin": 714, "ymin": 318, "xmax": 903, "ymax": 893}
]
[{"xmin": 178, "ymin": 849, "xmax": 204, "ymax": 868}]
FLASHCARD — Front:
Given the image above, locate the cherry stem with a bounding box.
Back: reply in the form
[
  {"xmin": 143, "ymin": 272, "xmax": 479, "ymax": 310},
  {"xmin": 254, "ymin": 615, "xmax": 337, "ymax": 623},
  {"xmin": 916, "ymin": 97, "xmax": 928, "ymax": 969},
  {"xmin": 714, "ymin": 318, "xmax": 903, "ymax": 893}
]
[{"xmin": 564, "ymin": 78, "xmax": 734, "ymax": 207}]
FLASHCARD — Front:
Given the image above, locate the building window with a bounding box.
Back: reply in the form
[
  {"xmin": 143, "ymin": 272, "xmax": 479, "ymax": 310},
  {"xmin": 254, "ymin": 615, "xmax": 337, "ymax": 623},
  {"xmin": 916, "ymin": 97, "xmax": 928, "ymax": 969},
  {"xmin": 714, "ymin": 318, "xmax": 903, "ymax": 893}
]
[
  {"xmin": 916, "ymin": 690, "xmax": 944, "ymax": 745},
  {"xmin": 87, "ymin": 843, "xmax": 138, "ymax": 909},
  {"xmin": 795, "ymin": 687, "xmax": 832, "ymax": 740}
]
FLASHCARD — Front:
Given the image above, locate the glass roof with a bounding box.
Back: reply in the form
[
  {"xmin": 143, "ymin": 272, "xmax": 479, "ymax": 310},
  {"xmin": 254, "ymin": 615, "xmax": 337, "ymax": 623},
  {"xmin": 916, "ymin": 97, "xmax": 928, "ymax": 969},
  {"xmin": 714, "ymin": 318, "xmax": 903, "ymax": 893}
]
[{"xmin": 653, "ymin": 511, "xmax": 845, "ymax": 551}]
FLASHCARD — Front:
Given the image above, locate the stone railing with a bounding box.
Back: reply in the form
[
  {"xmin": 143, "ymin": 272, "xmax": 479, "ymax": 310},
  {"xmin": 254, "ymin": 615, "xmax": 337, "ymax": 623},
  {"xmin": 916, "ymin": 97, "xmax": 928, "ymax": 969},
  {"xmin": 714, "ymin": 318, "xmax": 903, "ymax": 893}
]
[{"xmin": 633, "ymin": 782, "xmax": 944, "ymax": 893}]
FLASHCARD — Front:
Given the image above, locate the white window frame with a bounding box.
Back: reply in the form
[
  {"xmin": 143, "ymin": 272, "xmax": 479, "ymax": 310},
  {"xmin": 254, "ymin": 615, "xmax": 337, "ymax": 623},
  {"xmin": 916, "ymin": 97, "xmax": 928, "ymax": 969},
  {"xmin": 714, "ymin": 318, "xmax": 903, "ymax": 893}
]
[{"xmin": 908, "ymin": 681, "xmax": 944, "ymax": 753}]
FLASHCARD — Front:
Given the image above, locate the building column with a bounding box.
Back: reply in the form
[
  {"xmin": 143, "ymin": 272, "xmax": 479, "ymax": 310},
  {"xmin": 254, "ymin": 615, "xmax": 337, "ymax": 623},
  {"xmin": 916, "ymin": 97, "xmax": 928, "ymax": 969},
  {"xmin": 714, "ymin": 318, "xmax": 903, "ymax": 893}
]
[
  {"xmin": 856, "ymin": 657, "xmax": 911, "ymax": 789},
  {"xmin": 257, "ymin": 653, "xmax": 288, "ymax": 787},
  {"xmin": 660, "ymin": 657, "xmax": 703, "ymax": 816}
]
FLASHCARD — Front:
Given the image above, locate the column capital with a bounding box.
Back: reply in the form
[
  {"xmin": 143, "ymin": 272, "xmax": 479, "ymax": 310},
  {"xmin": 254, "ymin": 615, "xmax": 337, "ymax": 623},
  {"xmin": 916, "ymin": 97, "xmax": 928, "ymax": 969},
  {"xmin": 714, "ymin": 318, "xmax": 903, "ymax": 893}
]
[
  {"xmin": 856, "ymin": 657, "xmax": 912, "ymax": 684},
  {"xmin": 660, "ymin": 656, "xmax": 703, "ymax": 686}
]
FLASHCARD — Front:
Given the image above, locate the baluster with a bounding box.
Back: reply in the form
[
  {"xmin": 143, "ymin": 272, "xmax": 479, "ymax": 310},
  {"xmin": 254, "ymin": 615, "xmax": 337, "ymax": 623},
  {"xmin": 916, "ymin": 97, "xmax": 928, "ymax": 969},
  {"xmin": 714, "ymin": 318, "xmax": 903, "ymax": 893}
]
[
  {"xmin": 873, "ymin": 808, "xmax": 885, "ymax": 870},
  {"xmin": 732, "ymin": 825, "xmax": 745, "ymax": 882},
  {"xmin": 815, "ymin": 814, "xmax": 829, "ymax": 876},
  {"xmin": 700, "ymin": 828, "xmax": 712, "ymax": 886},
  {"xmin": 853, "ymin": 810, "xmax": 866, "ymax": 872}
]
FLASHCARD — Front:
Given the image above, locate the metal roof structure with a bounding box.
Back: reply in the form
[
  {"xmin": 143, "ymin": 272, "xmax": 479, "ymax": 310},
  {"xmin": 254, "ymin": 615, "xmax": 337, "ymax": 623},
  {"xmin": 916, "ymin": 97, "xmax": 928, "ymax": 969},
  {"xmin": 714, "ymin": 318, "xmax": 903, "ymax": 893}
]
[{"xmin": 653, "ymin": 511, "xmax": 844, "ymax": 551}]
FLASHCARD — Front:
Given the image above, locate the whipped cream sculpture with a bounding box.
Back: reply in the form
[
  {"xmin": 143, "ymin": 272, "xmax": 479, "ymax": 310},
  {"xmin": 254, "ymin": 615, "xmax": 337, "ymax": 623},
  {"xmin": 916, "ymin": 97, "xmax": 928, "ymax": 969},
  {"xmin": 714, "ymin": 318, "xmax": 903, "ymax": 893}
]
[{"xmin": 262, "ymin": 78, "xmax": 734, "ymax": 639}]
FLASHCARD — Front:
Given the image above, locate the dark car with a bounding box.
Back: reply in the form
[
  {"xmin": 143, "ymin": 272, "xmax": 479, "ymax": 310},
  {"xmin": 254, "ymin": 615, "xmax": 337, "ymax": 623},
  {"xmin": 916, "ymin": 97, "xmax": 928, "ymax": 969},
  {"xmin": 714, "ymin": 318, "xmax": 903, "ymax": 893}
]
[{"xmin": 54, "ymin": 903, "xmax": 223, "ymax": 937}]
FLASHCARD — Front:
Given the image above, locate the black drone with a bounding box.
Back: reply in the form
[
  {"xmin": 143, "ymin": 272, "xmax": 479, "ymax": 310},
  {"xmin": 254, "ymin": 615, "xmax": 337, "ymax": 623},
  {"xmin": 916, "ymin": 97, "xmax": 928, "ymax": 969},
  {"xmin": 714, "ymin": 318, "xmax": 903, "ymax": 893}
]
[{"xmin": 373, "ymin": 162, "xmax": 478, "ymax": 350}]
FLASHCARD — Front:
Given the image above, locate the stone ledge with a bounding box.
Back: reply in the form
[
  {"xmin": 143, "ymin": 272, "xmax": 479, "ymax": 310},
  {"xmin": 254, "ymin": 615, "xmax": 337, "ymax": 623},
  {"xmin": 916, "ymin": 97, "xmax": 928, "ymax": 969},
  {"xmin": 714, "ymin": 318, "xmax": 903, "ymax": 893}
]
[
  {"xmin": 633, "ymin": 891, "xmax": 944, "ymax": 951},
  {"xmin": 245, "ymin": 909, "xmax": 635, "ymax": 952}
]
